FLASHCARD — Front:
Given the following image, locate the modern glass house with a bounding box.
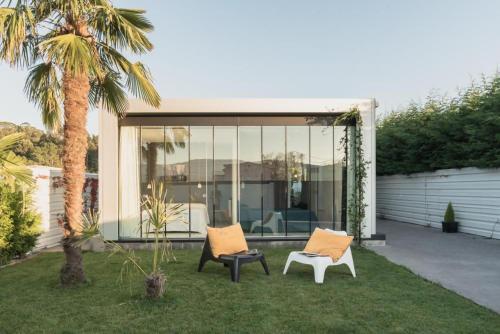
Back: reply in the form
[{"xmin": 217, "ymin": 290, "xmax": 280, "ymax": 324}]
[{"xmin": 98, "ymin": 99, "xmax": 378, "ymax": 242}]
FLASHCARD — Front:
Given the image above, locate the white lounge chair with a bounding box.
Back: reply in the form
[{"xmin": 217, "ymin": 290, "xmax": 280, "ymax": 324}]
[{"xmin": 283, "ymin": 229, "xmax": 356, "ymax": 284}]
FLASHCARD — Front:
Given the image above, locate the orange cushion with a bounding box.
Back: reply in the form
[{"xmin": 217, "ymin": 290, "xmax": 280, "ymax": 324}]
[
  {"xmin": 207, "ymin": 224, "xmax": 249, "ymax": 257},
  {"xmin": 304, "ymin": 228, "xmax": 353, "ymax": 261}
]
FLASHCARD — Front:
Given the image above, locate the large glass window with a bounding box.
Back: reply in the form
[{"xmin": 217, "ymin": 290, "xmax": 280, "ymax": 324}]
[
  {"xmin": 164, "ymin": 126, "xmax": 189, "ymax": 238},
  {"xmin": 286, "ymin": 126, "xmax": 310, "ymax": 236},
  {"xmin": 262, "ymin": 126, "xmax": 286, "ymax": 236},
  {"xmin": 118, "ymin": 118, "xmax": 354, "ymax": 240},
  {"xmin": 213, "ymin": 126, "xmax": 238, "ymax": 227},
  {"xmin": 239, "ymin": 126, "xmax": 262, "ymax": 235},
  {"xmin": 311, "ymin": 126, "xmax": 334, "ymax": 230},
  {"xmin": 190, "ymin": 126, "xmax": 213, "ymax": 236}
]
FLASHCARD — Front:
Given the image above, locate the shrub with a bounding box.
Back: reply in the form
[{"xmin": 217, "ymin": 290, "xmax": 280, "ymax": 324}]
[
  {"xmin": 443, "ymin": 202, "xmax": 455, "ymax": 223},
  {"xmin": 377, "ymin": 75, "xmax": 500, "ymax": 175},
  {"xmin": 0, "ymin": 184, "xmax": 41, "ymax": 265}
]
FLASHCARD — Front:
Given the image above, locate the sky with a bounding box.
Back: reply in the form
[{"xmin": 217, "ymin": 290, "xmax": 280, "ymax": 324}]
[{"xmin": 1, "ymin": 0, "xmax": 500, "ymax": 134}]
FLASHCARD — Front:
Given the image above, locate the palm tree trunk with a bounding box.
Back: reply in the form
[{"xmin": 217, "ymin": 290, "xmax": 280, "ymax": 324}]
[{"xmin": 60, "ymin": 71, "xmax": 90, "ymax": 285}]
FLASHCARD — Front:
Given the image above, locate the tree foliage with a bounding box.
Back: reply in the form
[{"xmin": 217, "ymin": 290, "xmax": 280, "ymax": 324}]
[
  {"xmin": 377, "ymin": 76, "xmax": 500, "ymax": 175},
  {"xmin": 0, "ymin": 182, "xmax": 41, "ymax": 265},
  {"xmin": 0, "ymin": 122, "xmax": 98, "ymax": 172},
  {"xmin": 0, "ymin": 0, "xmax": 160, "ymax": 131}
]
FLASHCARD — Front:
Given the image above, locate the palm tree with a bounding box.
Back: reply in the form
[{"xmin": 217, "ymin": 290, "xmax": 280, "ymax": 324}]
[{"xmin": 0, "ymin": 0, "xmax": 160, "ymax": 285}]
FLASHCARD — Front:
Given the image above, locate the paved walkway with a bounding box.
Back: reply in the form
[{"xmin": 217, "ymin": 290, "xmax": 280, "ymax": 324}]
[{"xmin": 368, "ymin": 219, "xmax": 500, "ymax": 313}]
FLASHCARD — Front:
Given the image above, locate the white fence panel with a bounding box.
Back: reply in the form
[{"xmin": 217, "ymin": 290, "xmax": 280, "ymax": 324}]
[
  {"xmin": 377, "ymin": 167, "xmax": 500, "ymax": 239},
  {"xmin": 31, "ymin": 166, "xmax": 98, "ymax": 250}
]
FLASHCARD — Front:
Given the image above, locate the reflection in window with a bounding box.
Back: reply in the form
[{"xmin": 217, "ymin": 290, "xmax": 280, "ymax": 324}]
[
  {"xmin": 190, "ymin": 126, "xmax": 213, "ymax": 236},
  {"xmin": 262, "ymin": 126, "xmax": 286, "ymax": 235},
  {"xmin": 239, "ymin": 126, "xmax": 262, "ymax": 235},
  {"xmin": 311, "ymin": 126, "xmax": 334, "ymax": 230},
  {"xmin": 164, "ymin": 126, "xmax": 189, "ymax": 238},
  {"xmin": 213, "ymin": 126, "xmax": 238, "ymax": 227},
  {"xmin": 286, "ymin": 126, "xmax": 310, "ymax": 235},
  {"xmin": 140, "ymin": 127, "xmax": 165, "ymax": 196},
  {"xmin": 118, "ymin": 118, "xmax": 354, "ymax": 240}
]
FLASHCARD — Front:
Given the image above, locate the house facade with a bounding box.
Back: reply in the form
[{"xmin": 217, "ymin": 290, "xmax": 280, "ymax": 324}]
[{"xmin": 98, "ymin": 99, "xmax": 378, "ymax": 242}]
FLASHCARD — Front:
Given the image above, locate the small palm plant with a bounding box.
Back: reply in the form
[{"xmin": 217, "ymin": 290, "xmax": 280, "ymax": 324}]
[
  {"xmin": 444, "ymin": 202, "xmax": 455, "ymax": 224},
  {"xmin": 79, "ymin": 180, "xmax": 186, "ymax": 298},
  {"xmin": 141, "ymin": 181, "xmax": 185, "ymax": 297}
]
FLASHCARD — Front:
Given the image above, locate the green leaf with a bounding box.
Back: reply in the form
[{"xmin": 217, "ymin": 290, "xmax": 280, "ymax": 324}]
[
  {"xmin": 0, "ymin": 133, "xmax": 33, "ymax": 187},
  {"xmin": 89, "ymin": 5, "xmax": 153, "ymax": 54},
  {"xmin": 24, "ymin": 62, "xmax": 63, "ymax": 131},
  {"xmin": 89, "ymin": 70, "xmax": 129, "ymax": 117},
  {"xmin": 38, "ymin": 34, "xmax": 102, "ymax": 77},
  {"xmin": 126, "ymin": 62, "xmax": 160, "ymax": 108}
]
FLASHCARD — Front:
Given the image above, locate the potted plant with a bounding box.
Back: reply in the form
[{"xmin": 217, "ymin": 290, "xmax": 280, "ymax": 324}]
[
  {"xmin": 442, "ymin": 202, "xmax": 458, "ymax": 233},
  {"xmin": 78, "ymin": 181, "xmax": 186, "ymax": 298}
]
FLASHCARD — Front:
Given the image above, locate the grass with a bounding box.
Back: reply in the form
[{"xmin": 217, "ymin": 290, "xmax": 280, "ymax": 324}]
[{"xmin": 0, "ymin": 247, "xmax": 499, "ymax": 334}]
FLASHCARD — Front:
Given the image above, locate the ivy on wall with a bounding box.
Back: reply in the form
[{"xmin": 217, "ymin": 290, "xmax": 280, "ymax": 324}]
[
  {"xmin": 335, "ymin": 108, "xmax": 368, "ymax": 244},
  {"xmin": 377, "ymin": 75, "xmax": 500, "ymax": 176}
]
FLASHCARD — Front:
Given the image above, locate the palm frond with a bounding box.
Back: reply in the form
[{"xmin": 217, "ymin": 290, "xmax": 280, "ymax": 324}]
[
  {"xmin": 126, "ymin": 62, "xmax": 160, "ymax": 108},
  {"xmin": 0, "ymin": 5, "xmax": 37, "ymax": 67},
  {"xmin": 24, "ymin": 62, "xmax": 62, "ymax": 131},
  {"xmin": 89, "ymin": 5, "xmax": 153, "ymax": 54},
  {"xmin": 38, "ymin": 34, "xmax": 103, "ymax": 76},
  {"xmin": 89, "ymin": 70, "xmax": 128, "ymax": 117},
  {"xmin": 0, "ymin": 132, "xmax": 24, "ymax": 153},
  {"xmin": 0, "ymin": 133, "xmax": 33, "ymax": 187}
]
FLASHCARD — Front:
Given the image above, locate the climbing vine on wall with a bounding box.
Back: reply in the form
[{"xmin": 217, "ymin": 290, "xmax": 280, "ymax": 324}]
[{"xmin": 334, "ymin": 107, "xmax": 368, "ymax": 244}]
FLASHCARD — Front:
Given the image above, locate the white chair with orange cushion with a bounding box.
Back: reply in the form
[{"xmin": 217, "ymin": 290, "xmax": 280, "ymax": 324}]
[{"xmin": 283, "ymin": 228, "xmax": 356, "ymax": 284}]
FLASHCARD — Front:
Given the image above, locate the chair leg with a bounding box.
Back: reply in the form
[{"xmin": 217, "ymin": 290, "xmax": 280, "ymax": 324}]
[
  {"xmin": 259, "ymin": 255, "xmax": 270, "ymax": 275},
  {"xmin": 197, "ymin": 255, "xmax": 209, "ymax": 272},
  {"xmin": 313, "ymin": 263, "xmax": 327, "ymax": 284},
  {"xmin": 283, "ymin": 254, "xmax": 294, "ymax": 275},
  {"xmin": 229, "ymin": 258, "xmax": 240, "ymax": 283},
  {"xmin": 344, "ymin": 248, "xmax": 356, "ymax": 278}
]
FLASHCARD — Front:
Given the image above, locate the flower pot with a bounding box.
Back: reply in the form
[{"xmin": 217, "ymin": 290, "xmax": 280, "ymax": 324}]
[
  {"xmin": 145, "ymin": 273, "xmax": 166, "ymax": 298},
  {"xmin": 442, "ymin": 221, "xmax": 458, "ymax": 233}
]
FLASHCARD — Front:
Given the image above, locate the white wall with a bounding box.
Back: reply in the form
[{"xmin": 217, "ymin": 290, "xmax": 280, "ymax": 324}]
[
  {"xmin": 377, "ymin": 167, "xmax": 500, "ymax": 239},
  {"xmin": 31, "ymin": 166, "xmax": 98, "ymax": 250}
]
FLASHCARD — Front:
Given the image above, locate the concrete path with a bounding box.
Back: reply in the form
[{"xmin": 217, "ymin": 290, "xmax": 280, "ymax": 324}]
[{"xmin": 368, "ymin": 219, "xmax": 500, "ymax": 313}]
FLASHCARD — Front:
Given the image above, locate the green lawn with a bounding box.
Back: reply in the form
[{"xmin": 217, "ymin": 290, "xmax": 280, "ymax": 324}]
[{"xmin": 0, "ymin": 247, "xmax": 498, "ymax": 334}]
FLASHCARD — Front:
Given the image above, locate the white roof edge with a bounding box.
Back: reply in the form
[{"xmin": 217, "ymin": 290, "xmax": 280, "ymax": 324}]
[{"xmin": 126, "ymin": 98, "xmax": 377, "ymax": 114}]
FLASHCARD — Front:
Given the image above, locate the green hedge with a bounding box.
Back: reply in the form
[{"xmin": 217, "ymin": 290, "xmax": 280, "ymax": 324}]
[
  {"xmin": 0, "ymin": 184, "xmax": 41, "ymax": 265},
  {"xmin": 377, "ymin": 76, "xmax": 500, "ymax": 175}
]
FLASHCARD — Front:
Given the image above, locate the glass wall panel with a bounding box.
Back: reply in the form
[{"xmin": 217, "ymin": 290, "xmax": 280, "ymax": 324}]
[
  {"xmin": 119, "ymin": 116, "xmax": 354, "ymax": 240},
  {"xmin": 140, "ymin": 127, "xmax": 166, "ymax": 238},
  {"xmin": 310, "ymin": 126, "xmax": 334, "ymax": 230},
  {"xmin": 190, "ymin": 126, "xmax": 213, "ymax": 236},
  {"xmin": 119, "ymin": 126, "xmax": 141, "ymax": 238},
  {"xmin": 213, "ymin": 126, "xmax": 238, "ymax": 227},
  {"xmin": 334, "ymin": 126, "xmax": 347, "ymax": 231},
  {"xmin": 164, "ymin": 126, "xmax": 190, "ymax": 238},
  {"xmin": 262, "ymin": 126, "xmax": 286, "ymax": 235},
  {"xmin": 286, "ymin": 126, "xmax": 311, "ymax": 235},
  {"xmin": 238, "ymin": 126, "xmax": 262, "ymax": 235}
]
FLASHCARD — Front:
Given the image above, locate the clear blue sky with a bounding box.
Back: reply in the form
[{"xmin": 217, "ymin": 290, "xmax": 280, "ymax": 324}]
[{"xmin": 1, "ymin": 0, "xmax": 500, "ymax": 134}]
